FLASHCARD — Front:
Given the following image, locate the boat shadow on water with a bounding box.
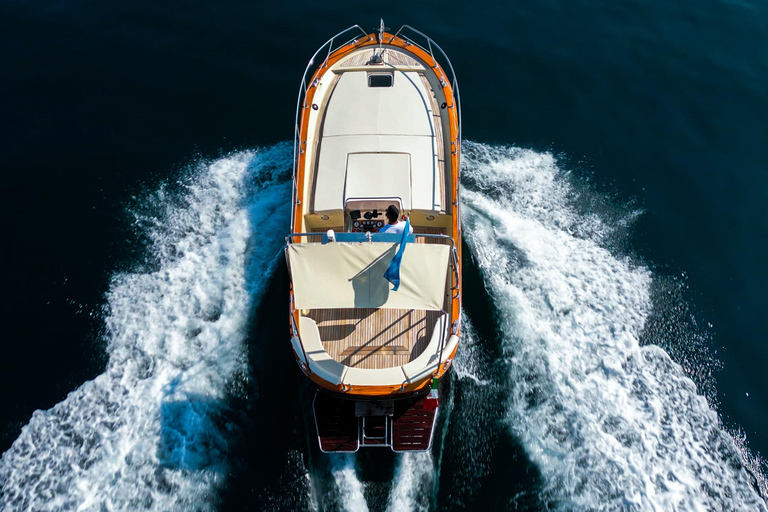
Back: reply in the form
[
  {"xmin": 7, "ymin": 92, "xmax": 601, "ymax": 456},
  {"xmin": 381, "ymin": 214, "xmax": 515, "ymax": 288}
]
[
  {"xmin": 157, "ymin": 396, "xmax": 237, "ymax": 472},
  {"xmin": 211, "ymin": 256, "xmax": 320, "ymax": 511},
  {"xmin": 431, "ymin": 244, "xmax": 548, "ymax": 511}
]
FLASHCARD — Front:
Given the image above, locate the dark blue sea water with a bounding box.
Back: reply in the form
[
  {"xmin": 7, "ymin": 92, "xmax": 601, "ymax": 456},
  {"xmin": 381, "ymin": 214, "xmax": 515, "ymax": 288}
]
[{"xmin": 1, "ymin": 1, "xmax": 767, "ymax": 510}]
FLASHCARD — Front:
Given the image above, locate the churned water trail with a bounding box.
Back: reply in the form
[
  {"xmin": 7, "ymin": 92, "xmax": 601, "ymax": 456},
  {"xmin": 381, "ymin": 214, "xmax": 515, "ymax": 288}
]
[
  {"xmin": 2, "ymin": 140, "xmax": 766, "ymax": 512},
  {"xmin": 386, "ymin": 452, "xmax": 434, "ymax": 512},
  {"xmin": 0, "ymin": 144, "xmax": 292, "ymax": 511},
  {"xmin": 330, "ymin": 455, "xmax": 369, "ymax": 512},
  {"xmin": 461, "ymin": 141, "xmax": 767, "ymax": 511}
]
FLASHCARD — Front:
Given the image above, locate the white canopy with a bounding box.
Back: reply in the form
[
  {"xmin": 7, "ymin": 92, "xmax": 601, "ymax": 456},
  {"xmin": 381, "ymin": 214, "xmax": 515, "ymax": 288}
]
[{"xmin": 287, "ymin": 242, "xmax": 450, "ymax": 311}]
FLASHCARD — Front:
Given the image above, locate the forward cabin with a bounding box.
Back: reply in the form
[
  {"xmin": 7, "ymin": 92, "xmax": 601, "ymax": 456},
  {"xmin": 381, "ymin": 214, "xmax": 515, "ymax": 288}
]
[{"xmin": 286, "ymin": 22, "xmax": 462, "ymax": 452}]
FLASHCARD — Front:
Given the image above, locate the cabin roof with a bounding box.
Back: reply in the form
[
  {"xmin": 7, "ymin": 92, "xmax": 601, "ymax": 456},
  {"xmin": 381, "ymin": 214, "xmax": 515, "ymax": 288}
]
[{"xmin": 313, "ymin": 69, "xmax": 443, "ymax": 212}]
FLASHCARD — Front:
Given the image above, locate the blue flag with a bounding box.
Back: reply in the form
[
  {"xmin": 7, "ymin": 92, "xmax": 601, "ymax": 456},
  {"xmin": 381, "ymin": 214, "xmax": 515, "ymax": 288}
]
[{"xmin": 383, "ymin": 218, "xmax": 410, "ymax": 291}]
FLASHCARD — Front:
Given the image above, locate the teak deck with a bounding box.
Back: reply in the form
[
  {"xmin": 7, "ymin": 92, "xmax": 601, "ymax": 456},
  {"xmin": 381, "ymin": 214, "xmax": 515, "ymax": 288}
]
[{"xmin": 306, "ymin": 308, "xmax": 443, "ymax": 369}]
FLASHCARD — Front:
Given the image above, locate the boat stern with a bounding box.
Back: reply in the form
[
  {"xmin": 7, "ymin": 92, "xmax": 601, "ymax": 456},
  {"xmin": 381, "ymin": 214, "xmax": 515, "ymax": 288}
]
[{"xmin": 313, "ymin": 391, "xmax": 439, "ymax": 453}]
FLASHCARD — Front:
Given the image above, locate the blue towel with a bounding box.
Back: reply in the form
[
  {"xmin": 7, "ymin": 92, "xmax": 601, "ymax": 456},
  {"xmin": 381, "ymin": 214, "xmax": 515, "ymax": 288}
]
[{"xmin": 383, "ymin": 218, "xmax": 410, "ymax": 291}]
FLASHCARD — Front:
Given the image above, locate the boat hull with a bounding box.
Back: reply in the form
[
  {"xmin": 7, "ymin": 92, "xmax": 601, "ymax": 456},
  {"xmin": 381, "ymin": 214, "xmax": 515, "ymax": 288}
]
[{"xmin": 288, "ymin": 24, "xmax": 462, "ymax": 451}]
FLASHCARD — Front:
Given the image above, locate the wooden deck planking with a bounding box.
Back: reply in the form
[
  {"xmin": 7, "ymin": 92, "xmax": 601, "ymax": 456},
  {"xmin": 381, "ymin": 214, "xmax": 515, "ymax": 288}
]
[
  {"xmin": 340, "ymin": 49, "xmax": 374, "ymax": 67},
  {"xmin": 306, "ymin": 308, "xmax": 443, "ymax": 369},
  {"xmin": 339, "ymin": 49, "xmax": 422, "ymax": 68},
  {"xmin": 413, "ymin": 226, "xmax": 448, "ymax": 244}
]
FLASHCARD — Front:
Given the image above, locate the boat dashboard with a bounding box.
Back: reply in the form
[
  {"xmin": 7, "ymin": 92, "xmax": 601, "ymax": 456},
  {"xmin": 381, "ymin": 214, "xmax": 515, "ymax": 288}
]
[
  {"xmin": 349, "ymin": 209, "xmax": 386, "ymax": 232},
  {"xmin": 345, "ymin": 197, "xmax": 403, "ymax": 233}
]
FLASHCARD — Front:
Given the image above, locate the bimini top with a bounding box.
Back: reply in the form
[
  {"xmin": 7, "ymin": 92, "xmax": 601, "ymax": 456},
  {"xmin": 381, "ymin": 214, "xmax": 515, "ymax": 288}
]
[{"xmin": 288, "ymin": 242, "xmax": 450, "ymax": 311}]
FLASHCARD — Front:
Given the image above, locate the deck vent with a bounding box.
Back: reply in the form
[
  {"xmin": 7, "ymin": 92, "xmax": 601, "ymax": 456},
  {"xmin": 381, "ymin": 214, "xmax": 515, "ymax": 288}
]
[{"xmin": 368, "ymin": 73, "xmax": 393, "ymax": 88}]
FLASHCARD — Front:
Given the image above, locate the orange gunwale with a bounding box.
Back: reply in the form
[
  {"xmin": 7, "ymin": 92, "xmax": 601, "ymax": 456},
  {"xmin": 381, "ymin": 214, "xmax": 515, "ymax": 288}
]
[{"xmin": 289, "ymin": 31, "xmax": 462, "ymax": 398}]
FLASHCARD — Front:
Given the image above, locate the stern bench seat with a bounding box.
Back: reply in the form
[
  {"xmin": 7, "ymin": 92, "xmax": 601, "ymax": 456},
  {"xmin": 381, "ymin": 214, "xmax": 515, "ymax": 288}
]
[{"xmin": 297, "ymin": 313, "xmax": 452, "ymax": 388}]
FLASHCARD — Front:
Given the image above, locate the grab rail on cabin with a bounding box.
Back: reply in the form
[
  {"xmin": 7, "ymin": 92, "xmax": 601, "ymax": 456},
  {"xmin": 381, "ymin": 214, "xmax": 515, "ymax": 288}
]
[
  {"xmin": 284, "ymin": 232, "xmax": 454, "ymax": 245},
  {"xmin": 291, "ymin": 22, "xmax": 462, "ymax": 231}
]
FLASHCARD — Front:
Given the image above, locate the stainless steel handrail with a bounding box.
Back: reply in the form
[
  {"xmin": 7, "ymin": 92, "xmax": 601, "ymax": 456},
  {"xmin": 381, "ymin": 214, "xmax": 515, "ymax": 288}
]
[
  {"xmin": 285, "ymin": 232, "xmax": 325, "ymax": 244},
  {"xmin": 285, "ymin": 232, "xmax": 455, "ymax": 245},
  {"xmin": 450, "ymin": 245, "xmax": 461, "ymax": 299}
]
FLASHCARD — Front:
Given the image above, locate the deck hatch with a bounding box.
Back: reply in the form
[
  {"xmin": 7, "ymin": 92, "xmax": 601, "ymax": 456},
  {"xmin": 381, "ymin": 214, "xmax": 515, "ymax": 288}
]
[
  {"xmin": 368, "ymin": 73, "xmax": 393, "ymax": 87},
  {"xmin": 344, "ymin": 152, "xmax": 412, "ymax": 208}
]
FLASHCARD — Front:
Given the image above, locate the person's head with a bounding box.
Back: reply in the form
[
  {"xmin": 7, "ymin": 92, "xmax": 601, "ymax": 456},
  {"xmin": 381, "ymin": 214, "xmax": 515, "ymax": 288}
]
[{"xmin": 385, "ymin": 204, "xmax": 400, "ymax": 223}]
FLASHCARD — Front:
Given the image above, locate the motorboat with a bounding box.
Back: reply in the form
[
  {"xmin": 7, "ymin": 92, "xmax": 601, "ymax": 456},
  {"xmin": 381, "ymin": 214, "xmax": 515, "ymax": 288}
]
[{"xmin": 285, "ymin": 21, "xmax": 462, "ymax": 452}]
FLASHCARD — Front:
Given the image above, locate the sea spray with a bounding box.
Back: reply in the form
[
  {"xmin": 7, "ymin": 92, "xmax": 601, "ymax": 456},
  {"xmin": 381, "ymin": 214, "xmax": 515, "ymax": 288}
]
[
  {"xmin": 330, "ymin": 454, "xmax": 370, "ymax": 512},
  {"xmin": 0, "ymin": 145, "xmax": 292, "ymax": 511},
  {"xmin": 386, "ymin": 452, "xmax": 434, "ymax": 512},
  {"xmin": 461, "ymin": 141, "xmax": 767, "ymax": 510}
]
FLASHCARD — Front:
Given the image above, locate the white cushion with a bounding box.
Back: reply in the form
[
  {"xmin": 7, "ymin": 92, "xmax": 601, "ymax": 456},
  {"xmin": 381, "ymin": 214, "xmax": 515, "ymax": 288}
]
[
  {"xmin": 441, "ymin": 335, "xmax": 459, "ymax": 363},
  {"xmin": 401, "ymin": 314, "xmax": 448, "ymax": 383},
  {"xmin": 299, "ymin": 316, "xmax": 347, "ymax": 385},
  {"xmin": 342, "ymin": 366, "xmax": 408, "ymax": 387}
]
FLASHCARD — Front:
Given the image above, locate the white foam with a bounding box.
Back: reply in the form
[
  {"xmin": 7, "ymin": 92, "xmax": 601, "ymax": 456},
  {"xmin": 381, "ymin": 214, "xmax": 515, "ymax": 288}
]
[
  {"xmin": 461, "ymin": 141, "xmax": 767, "ymax": 511},
  {"xmin": 453, "ymin": 315, "xmax": 492, "ymax": 387},
  {"xmin": 330, "ymin": 455, "xmax": 369, "ymax": 512},
  {"xmin": 386, "ymin": 452, "xmax": 434, "ymax": 512},
  {"xmin": 0, "ymin": 145, "xmax": 292, "ymax": 511}
]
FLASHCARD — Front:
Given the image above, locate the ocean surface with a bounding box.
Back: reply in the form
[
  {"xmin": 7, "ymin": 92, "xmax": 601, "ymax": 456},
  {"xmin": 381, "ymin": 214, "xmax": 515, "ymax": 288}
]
[{"xmin": 1, "ymin": 1, "xmax": 767, "ymax": 510}]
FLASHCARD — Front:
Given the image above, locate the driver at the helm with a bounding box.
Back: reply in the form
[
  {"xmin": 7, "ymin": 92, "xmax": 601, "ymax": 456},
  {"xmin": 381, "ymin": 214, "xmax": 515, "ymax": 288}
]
[{"xmin": 378, "ymin": 205, "xmax": 413, "ymax": 235}]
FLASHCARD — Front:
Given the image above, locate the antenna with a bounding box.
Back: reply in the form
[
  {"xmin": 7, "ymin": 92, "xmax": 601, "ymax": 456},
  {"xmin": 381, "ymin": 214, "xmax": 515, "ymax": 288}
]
[
  {"xmin": 368, "ymin": 19, "xmax": 388, "ymax": 65},
  {"xmin": 378, "ymin": 18, "xmax": 385, "ymax": 46}
]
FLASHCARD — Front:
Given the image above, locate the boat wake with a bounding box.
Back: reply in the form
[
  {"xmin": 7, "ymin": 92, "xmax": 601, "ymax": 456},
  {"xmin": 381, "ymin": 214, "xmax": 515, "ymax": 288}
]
[
  {"xmin": 461, "ymin": 141, "xmax": 767, "ymax": 511},
  {"xmin": 2, "ymin": 141, "xmax": 766, "ymax": 511},
  {"xmin": 387, "ymin": 452, "xmax": 434, "ymax": 512},
  {"xmin": 309, "ymin": 451, "xmax": 434, "ymax": 512},
  {"xmin": 0, "ymin": 145, "xmax": 292, "ymax": 511},
  {"xmin": 331, "ymin": 455, "xmax": 369, "ymax": 512}
]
